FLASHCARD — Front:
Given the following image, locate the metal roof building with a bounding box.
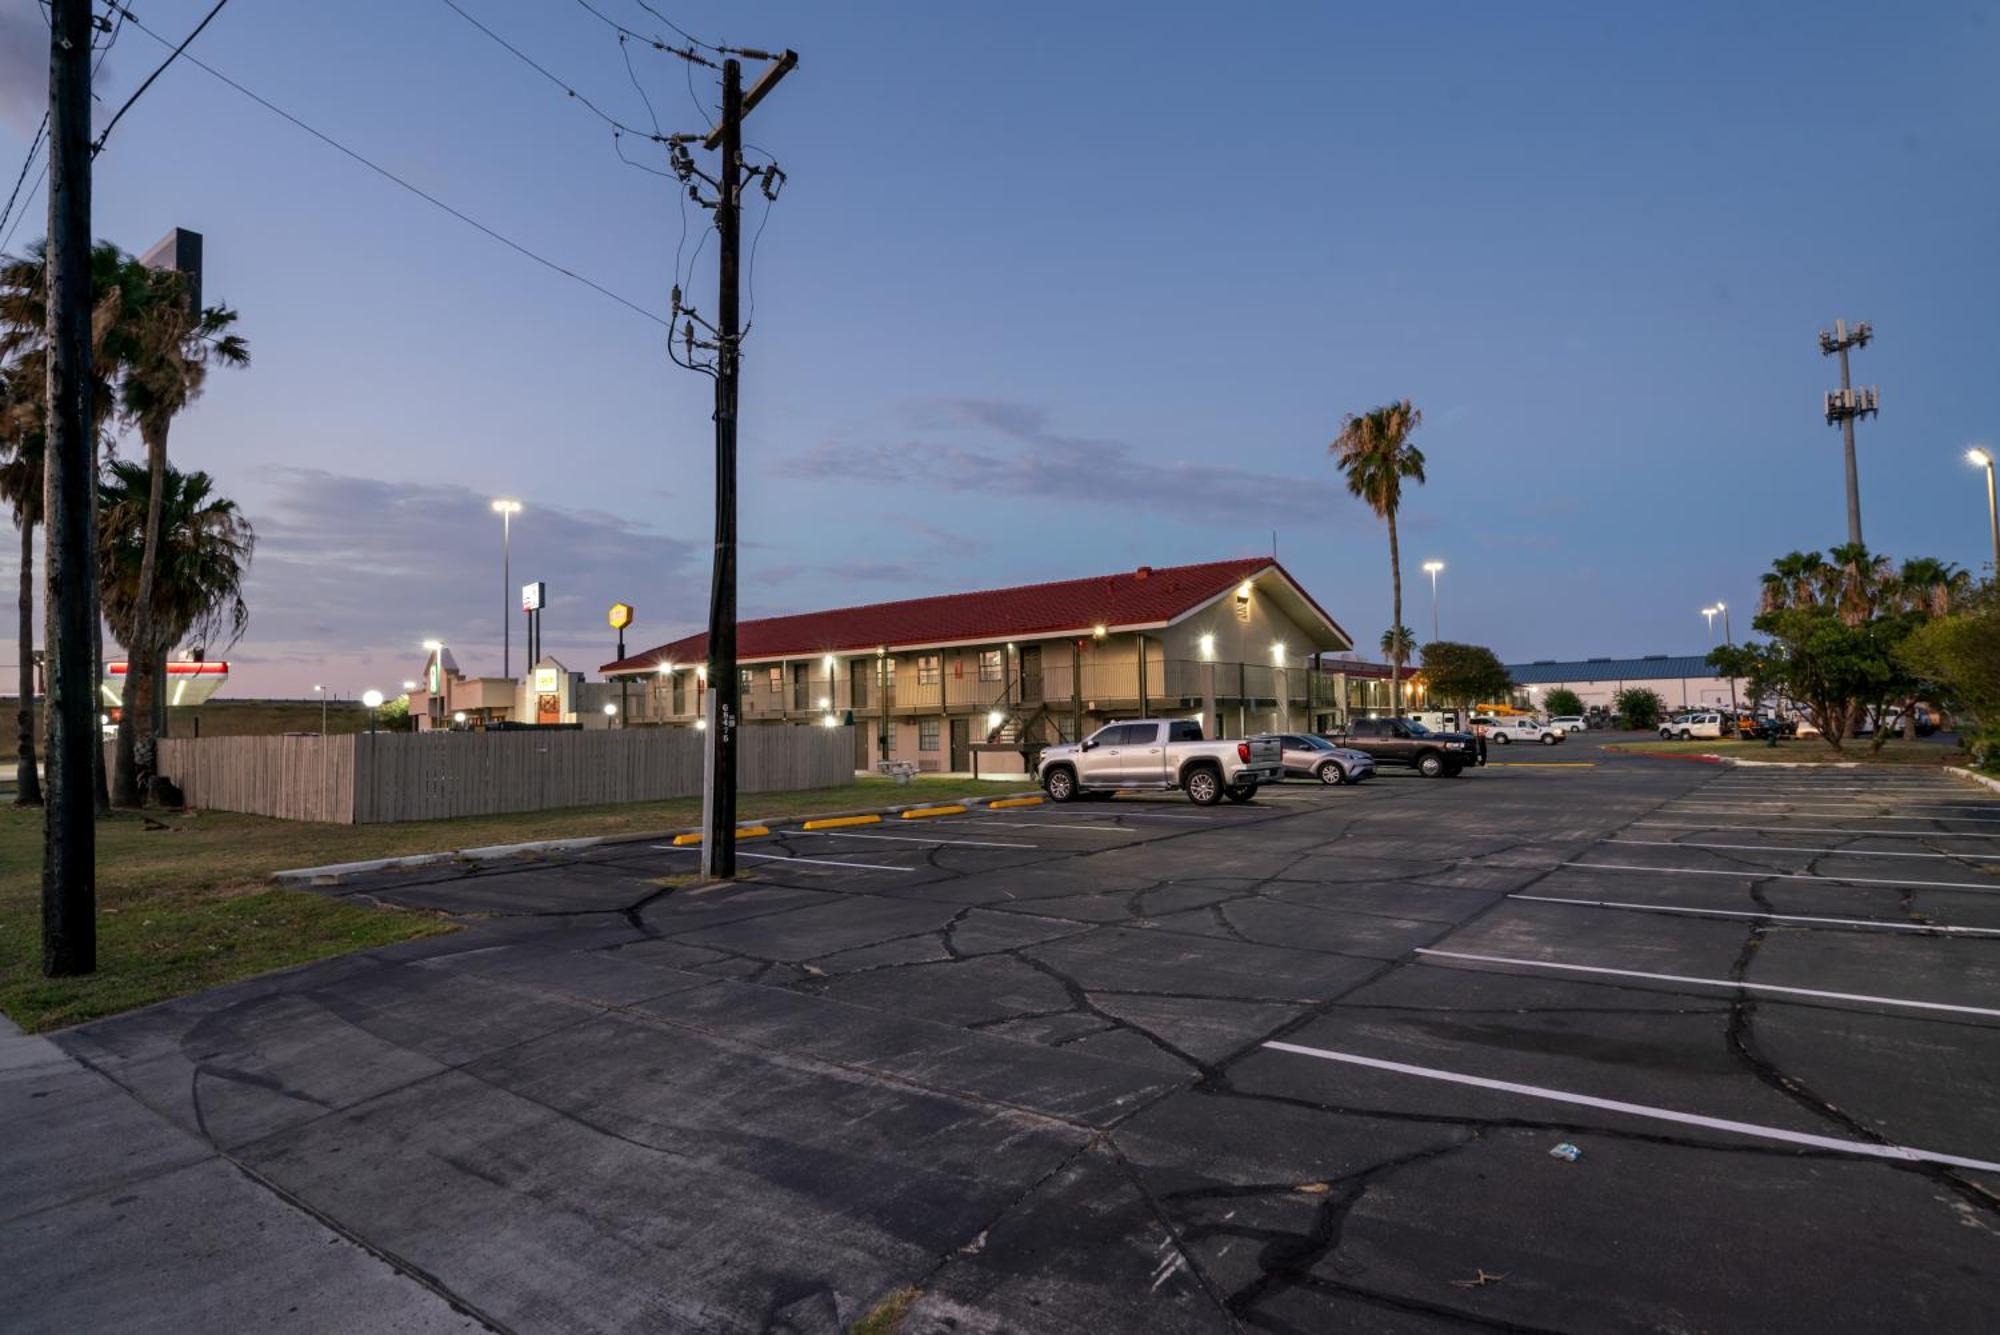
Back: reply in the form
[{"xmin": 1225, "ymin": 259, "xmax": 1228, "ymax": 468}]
[{"xmin": 1504, "ymin": 654, "xmax": 1744, "ymax": 712}]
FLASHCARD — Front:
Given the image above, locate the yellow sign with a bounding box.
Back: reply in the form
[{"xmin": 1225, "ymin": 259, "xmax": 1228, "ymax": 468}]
[
  {"xmin": 608, "ymin": 602, "xmax": 635, "ymax": 631},
  {"xmin": 532, "ymin": 667, "xmax": 560, "ymax": 694}
]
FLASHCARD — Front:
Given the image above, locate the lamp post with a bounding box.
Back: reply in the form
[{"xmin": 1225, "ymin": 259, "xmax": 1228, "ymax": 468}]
[
  {"xmin": 1715, "ymin": 602, "xmax": 1737, "ymax": 713},
  {"xmin": 361, "ymin": 689, "xmax": 384, "ymax": 735},
  {"xmin": 491, "ymin": 500, "xmax": 522, "ymax": 679},
  {"xmin": 313, "ymin": 683, "xmax": 327, "ymax": 735},
  {"xmin": 1701, "ymin": 606, "xmax": 1717, "ymax": 642},
  {"xmin": 603, "ymin": 702, "xmax": 619, "ymax": 729},
  {"xmin": 1421, "ymin": 560, "xmax": 1444, "ymax": 643},
  {"xmin": 1970, "ymin": 447, "xmax": 1999, "ymax": 577}
]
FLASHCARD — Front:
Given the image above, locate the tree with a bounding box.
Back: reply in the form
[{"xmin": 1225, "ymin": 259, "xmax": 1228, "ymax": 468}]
[
  {"xmin": 1420, "ymin": 641, "xmax": 1512, "ymax": 718},
  {"xmin": 1900, "ymin": 585, "xmax": 2000, "ymax": 769},
  {"xmin": 1379, "ymin": 625, "xmax": 1415, "ymax": 675},
  {"xmin": 0, "ymin": 364, "xmax": 43, "ymax": 805},
  {"xmin": 1615, "ymin": 687, "xmax": 1665, "ymax": 731},
  {"xmin": 111, "ymin": 266, "xmax": 247, "ymax": 805},
  {"xmin": 96, "ymin": 463, "xmax": 254, "ymax": 752},
  {"xmin": 2, "ymin": 239, "xmax": 160, "ymax": 813},
  {"xmin": 1542, "ymin": 686, "xmax": 1584, "ymax": 719},
  {"xmin": 1331, "ymin": 401, "xmax": 1426, "ymax": 709}
]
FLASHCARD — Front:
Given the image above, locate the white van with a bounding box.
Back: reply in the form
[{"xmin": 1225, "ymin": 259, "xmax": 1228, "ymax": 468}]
[{"xmin": 1660, "ymin": 712, "xmax": 1725, "ymax": 740}]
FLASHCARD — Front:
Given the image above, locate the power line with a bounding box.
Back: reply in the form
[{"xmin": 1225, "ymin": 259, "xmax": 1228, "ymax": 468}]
[
  {"xmin": 435, "ymin": 0, "xmax": 674, "ymax": 144},
  {"xmin": 3, "ymin": 7, "xmax": 121, "ymax": 248},
  {"xmin": 94, "ymin": 0, "xmax": 232, "ymax": 157},
  {"xmin": 104, "ymin": 4, "xmax": 668, "ymax": 326},
  {"xmin": 568, "ymin": 0, "xmax": 715, "ymax": 69},
  {"xmin": 0, "ymin": 114, "xmax": 48, "ymax": 242}
]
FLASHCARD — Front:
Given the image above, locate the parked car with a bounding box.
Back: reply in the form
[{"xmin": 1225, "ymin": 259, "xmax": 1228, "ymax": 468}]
[
  {"xmin": 1549, "ymin": 715, "xmax": 1588, "ymax": 733},
  {"xmin": 1037, "ymin": 719, "xmax": 1282, "ymax": 805},
  {"xmin": 1485, "ymin": 717, "xmax": 1564, "ymax": 746},
  {"xmin": 1256, "ymin": 733, "xmax": 1376, "ymax": 785},
  {"xmin": 1660, "ymin": 712, "xmax": 1726, "ymax": 740},
  {"xmin": 1325, "ymin": 717, "xmax": 1483, "ymax": 778}
]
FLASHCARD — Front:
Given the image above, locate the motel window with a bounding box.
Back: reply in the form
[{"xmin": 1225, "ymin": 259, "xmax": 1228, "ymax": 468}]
[
  {"xmin": 738, "ymin": 668, "xmax": 751, "ymax": 688},
  {"xmin": 671, "ymin": 673, "xmax": 685, "ymax": 714},
  {"xmin": 767, "ymin": 666, "xmax": 782, "ymax": 693},
  {"xmin": 978, "ymin": 649, "xmax": 1003, "ymax": 682},
  {"xmin": 919, "ymin": 718, "xmax": 940, "ymax": 751},
  {"xmin": 917, "ymin": 655, "xmax": 941, "ymax": 685}
]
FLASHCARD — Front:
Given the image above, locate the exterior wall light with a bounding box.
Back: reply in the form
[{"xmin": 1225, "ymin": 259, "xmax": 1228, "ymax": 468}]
[
  {"xmin": 1271, "ymin": 641, "xmax": 1287, "ymax": 663},
  {"xmin": 1199, "ymin": 633, "xmax": 1216, "ymax": 661},
  {"xmin": 1092, "ymin": 624, "xmax": 1108, "ymax": 639}
]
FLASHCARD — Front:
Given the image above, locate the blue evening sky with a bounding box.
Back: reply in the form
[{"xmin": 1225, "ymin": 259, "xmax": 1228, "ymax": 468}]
[{"xmin": 2, "ymin": 1, "xmax": 1996, "ymax": 696}]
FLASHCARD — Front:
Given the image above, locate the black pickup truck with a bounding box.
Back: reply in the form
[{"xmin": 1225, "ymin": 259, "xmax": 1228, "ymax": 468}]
[{"xmin": 1323, "ymin": 717, "xmax": 1484, "ymax": 778}]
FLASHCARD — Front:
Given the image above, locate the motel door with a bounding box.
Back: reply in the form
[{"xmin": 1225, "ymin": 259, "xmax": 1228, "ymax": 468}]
[
  {"xmin": 1018, "ymin": 646, "xmax": 1042, "ymax": 702},
  {"xmin": 949, "ymin": 717, "xmax": 971, "ymax": 771},
  {"xmin": 849, "ymin": 661, "xmax": 870, "ymax": 708}
]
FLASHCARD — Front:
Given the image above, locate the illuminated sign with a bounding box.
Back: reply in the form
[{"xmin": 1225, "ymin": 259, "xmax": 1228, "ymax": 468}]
[
  {"xmin": 533, "ymin": 667, "xmax": 561, "ymax": 694},
  {"xmin": 521, "ymin": 581, "xmax": 546, "ymax": 613},
  {"xmin": 608, "ymin": 602, "xmax": 634, "ymax": 631}
]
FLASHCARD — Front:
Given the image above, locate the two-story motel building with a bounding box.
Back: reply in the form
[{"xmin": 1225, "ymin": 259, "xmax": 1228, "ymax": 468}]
[{"xmin": 602, "ymin": 557, "xmax": 1353, "ymax": 776}]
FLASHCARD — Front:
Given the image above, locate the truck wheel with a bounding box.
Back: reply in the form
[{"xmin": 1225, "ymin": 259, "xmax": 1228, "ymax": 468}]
[
  {"xmin": 1417, "ymin": 752, "xmax": 1445, "ymax": 778},
  {"xmin": 1678, "ymin": 728, "xmax": 1692, "ymax": 740},
  {"xmin": 1224, "ymin": 783, "xmax": 1256, "ymax": 803},
  {"xmin": 1184, "ymin": 766, "xmax": 1223, "ymax": 805},
  {"xmin": 1541, "ymin": 733, "xmax": 1558, "ymax": 746},
  {"xmin": 1316, "ymin": 761, "xmax": 1344, "ymax": 785},
  {"xmin": 1493, "ymin": 732, "xmax": 1511, "ymax": 744},
  {"xmin": 1044, "ymin": 766, "xmax": 1077, "ymax": 803}
]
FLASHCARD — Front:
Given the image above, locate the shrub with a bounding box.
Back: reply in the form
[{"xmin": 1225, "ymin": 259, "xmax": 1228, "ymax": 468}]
[
  {"xmin": 1542, "ymin": 687, "xmax": 1584, "ymax": 718},
  {"xmin": 1615, "ymin": 687, "xmax": 1666, "ymax": 730}
]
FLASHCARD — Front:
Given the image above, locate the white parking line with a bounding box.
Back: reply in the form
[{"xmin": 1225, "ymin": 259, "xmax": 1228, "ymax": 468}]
[
  {"xmin": 1634, "ymin": 822, "xmax": 2000, "ymax": 841},
  {"xmin": 1667, "ymin": 805, "xmax": 2000, "ymax": 823},
  {"xmin": 790, "ymin": 830, "xmax": 1037, "ymax": 849},
  {"xmin": 939, "ymin": 818, "xmax": 1135, "ymax": 835},
  {"xmin": 1607, "ymin": 838, "xmax": 2000, "ymax": 862},
  {"xmin": 652, "ymin": 846, "xmax": 914, "ymax": 873},
  {"xmin": 1509, "ymin": 893, "xmax": 2000, "ymax": 936},
  {"xmin": 1683, "ymin": 799, "xmax": 2000, "ymax": 814},
  {"xmin": 1413, "ymin": 948, "xmax": 2000, "ymax": 1019},
  {"xmin": 1261, "ymin": 1043, "xmax": 2000, "ymax": 1174},
  {"xmin": 1561, "ymin": 861, "xmax": 2000, "ymax": 893}
]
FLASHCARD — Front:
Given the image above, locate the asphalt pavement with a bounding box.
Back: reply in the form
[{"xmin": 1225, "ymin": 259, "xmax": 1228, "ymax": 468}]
[{"xmin": 5, "ymin": 733, "xmax": 1997, "ymax": 1333}]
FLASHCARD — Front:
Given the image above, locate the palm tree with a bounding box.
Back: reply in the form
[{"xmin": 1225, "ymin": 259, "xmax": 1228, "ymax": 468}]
[
  {"xmin": 1331, "ymin": 400, "xmax": 1426, "ymax": 709},
  {"xmin": 0, "ymin": 365, "xmax": 43, "ymax": 805},
  {"xmin": 1, "ymin": 239, "xmax": 156, "ymax": 813},
  {"xmin": 1892, "ymin": 557, "xmax": 1968, "ymax": 620},
  {"xmin": 111, "ymin": 268, "xmax": 247, "ymax": 804},
  {"xmin": 97, "ymin": 463, "xmax": 254, "ymax": 735}
]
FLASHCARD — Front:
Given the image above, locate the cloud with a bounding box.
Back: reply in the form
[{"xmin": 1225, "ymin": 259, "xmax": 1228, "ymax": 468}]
[
  {"xmin": 775, "ymin": 396, "xmax": 1346, "ymax": 522},
  {"xmin": 222, "ymin": 469, "xmax": 699, "ymax": 692},
  {"xmin": 0, "ymin": 10, "xmax": 44, "ymax": 137}
]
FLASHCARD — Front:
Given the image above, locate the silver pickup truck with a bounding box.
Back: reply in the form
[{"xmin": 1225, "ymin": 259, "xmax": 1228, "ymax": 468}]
[{"xmin": 1036, "ymin": 719, "xmax": 1283, "ymax": 805}]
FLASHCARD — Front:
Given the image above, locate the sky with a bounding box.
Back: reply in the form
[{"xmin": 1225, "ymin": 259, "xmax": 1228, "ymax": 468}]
[{"xmin": 2, "ymin": 0, "xmax": 1997, "ymax": 698}]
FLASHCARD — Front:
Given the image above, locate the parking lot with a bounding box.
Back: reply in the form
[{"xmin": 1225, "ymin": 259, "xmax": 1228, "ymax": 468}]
[{"xmin": 9, "ymin": 741, "xmax": 1999, "ymax": 1333}]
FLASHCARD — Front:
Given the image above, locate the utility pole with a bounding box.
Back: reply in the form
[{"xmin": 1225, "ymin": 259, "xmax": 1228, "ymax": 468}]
[
  {"xmin": 42, "ymin": 0, "xmax": 96, "ymax": 976},
  {"xmin": 1819, "ymin": 319, "xmax": 1877, "ymax": 548},
  {"xmin": 671, "ymin": 48, "xmax": 796, "ymax": 880}
]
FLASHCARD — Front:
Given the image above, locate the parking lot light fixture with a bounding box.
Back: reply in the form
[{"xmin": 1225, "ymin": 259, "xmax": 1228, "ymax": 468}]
[
  {"xmin": 1702, "ymin": 606, "xmax": 1717, "ymax": 640},
  {"xmin": 1422, "ymin": 560, "xmax": 1444, "ymax": 642},
  {"xmin": 1970, "ymin": 447, "xmax": 1999, "ymax": 575}
]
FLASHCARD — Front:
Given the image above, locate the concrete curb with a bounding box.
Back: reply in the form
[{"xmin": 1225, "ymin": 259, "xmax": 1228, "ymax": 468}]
[
  {"xmin": 271, "ymin": 788, "xmax": 1043, "ymax": 885},
  {"xmin": 1947, "ymin": 766, "xmax": 2000, "ymax": 795}
]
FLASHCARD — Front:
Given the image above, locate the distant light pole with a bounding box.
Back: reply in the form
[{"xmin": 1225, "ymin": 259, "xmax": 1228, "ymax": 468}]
[
  {"xmin": 1421, "ymin": 560, "xmax": 1445, "ymax": 643},
  {"xmin": 361, "ymin": 689, "xmax": 384, "ymax": 735},
  {"xmin": 313, "ymin": 683, "xmax": 327, "ymax": 735},
  {"xmin": 1970, "ymin": 447, "xmax": 1999, "ymax": 577},
  {"xmin": 1715, "ymin": 602, "xmax": 1737, "ymax": 713},
  {"xmin": 1701, "ymin": 605, "xmax": 1717, "ymax": 641},
  {"xmin": 491, "ymin": 500, "xmax": 522, "ymax": 678}
]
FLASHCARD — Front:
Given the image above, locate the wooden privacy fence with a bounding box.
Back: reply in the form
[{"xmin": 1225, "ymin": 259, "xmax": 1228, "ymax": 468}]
[{"xmin": 156, "ymin": 726, "xmax": 856, "ymax": 825}]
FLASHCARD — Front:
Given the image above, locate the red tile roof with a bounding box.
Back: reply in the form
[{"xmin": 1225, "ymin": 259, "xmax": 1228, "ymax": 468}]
[{"xmin": 604, "ymin": 557, "xmax": 1345, "ymax": 673}]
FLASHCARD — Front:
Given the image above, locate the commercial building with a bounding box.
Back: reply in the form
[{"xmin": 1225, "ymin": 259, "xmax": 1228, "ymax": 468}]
[
  {"xmin": 1505, "ymin": 655, "xmax": 1749, "ymax": 713},
  {"xmin": 602, "ymin": 557, "xmax": 1354, "ymax": 775}
]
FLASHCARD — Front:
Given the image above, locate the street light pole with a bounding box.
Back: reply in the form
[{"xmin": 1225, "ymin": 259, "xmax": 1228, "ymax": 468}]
[
  {"xmin": 1970, "ymin": 448, "xmax": 2000, "ymax": 578},
  {"xmin": 1716, "ymin": 602, "xmax": 1737, "ymax": 713},
  {"xmin": 1422, "ymin": 560, "xmax": 1444, "ymax": 643},
  {"xmin": 491, "ymin": 500, "xmax": 521, "ymax": 679}
]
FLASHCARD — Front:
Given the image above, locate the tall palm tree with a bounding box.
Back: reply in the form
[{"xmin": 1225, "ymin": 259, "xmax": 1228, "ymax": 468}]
[
  {"xmin": 97, "ymin": 463, "xmax": 254, "ymax": 723},
  {"xmin": 1892, "ymin": 557, "xmax": 1968, "ymax": 620},
  {"xmin": 0, "ymin": 365, "xmax": 43, "ymax": 805},
  {"xmin": 1, "ymin": 239, "xmax": 155, "ymax": 813},
  {"xmin": 1331, "ymin": 400, "xmax": 1426, "ymax": 709},
  {"xmin": 111, "ymin": 268, "xmax": 247, "ymax": 804}
]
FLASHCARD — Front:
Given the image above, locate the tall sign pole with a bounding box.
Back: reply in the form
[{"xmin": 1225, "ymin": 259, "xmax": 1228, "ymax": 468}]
[{"xmin": 42, "ymin": 0, "xmax": 97, "ymax": 975}]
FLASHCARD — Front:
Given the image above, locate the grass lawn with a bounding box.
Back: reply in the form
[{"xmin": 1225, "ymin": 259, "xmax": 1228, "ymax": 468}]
[
  {"xmin": 0, "ymin": 775, "xmax": 1025, "ymax": 1034},
  {"xmin": 1606, "ymin": 738, "xmax": 1971, "ymax": 766}
]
